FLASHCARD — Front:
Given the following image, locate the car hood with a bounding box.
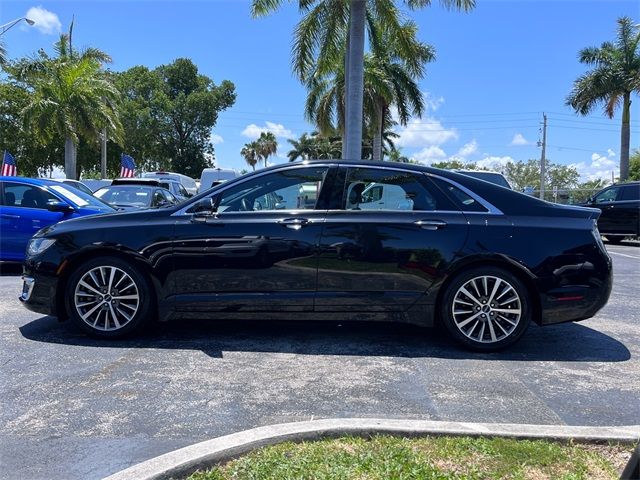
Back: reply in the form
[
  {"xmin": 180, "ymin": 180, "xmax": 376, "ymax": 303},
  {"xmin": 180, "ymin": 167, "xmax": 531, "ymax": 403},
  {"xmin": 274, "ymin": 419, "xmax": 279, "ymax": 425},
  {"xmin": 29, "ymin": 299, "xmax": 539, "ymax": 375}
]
[{"xmin": 35, "ymin": 208, "xmax": 176, "ymax": 237}]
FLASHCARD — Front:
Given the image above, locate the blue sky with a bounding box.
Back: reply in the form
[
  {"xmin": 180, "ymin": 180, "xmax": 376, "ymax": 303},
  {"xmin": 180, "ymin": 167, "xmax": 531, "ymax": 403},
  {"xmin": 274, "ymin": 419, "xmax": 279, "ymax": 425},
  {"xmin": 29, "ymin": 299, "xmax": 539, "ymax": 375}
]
[{"xmin": 2, "ymin": 0, "xmax": 638, "ymax": 180}]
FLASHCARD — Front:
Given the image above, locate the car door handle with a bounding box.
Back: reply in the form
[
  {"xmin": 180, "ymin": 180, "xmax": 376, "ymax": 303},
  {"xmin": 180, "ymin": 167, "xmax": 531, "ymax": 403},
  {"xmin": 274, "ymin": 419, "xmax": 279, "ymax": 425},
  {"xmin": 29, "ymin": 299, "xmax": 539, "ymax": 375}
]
[
  {"xmin": 278, "ymin": 217, "xmax": 309, "ymax": 229},
  {"xmin": 0, "ymin": 214, "xmax": 20, "ymax": 219},
  {"xmin": 414, "ymin": 220, "xmax": 447, "ymax": 230}
]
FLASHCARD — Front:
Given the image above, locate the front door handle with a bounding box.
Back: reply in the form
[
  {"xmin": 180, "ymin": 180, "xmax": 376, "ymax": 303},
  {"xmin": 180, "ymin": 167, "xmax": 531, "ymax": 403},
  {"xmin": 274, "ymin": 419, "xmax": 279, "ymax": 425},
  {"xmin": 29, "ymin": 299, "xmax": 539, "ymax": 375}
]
[
  {"xmin": 278, "ymin": 217, "xmax": 310, "ymax": 229},
  {"xmin": 414, "ymin": 219, "xmax": 447, "ymax": 230}
]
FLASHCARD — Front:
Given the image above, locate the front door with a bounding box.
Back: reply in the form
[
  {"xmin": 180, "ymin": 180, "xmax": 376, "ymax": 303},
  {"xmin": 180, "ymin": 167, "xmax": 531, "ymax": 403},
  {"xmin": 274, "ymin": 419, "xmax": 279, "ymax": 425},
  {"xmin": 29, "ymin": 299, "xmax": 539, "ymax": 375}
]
[
  {"xmin": 315, "ymin": 166, "xmax": 469, "ymax": 312},
  {"xmin": 169, "ymin": 166, "xmax": 333, "ymax": 314}
]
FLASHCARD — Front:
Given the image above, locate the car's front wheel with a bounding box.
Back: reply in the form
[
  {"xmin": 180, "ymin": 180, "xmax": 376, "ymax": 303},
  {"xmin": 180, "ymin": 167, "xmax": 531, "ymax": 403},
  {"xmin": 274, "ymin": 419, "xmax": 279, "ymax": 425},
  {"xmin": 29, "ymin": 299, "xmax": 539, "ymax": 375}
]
[
  {"xmin": 65, "ymin": 256, "xmax": 153, "ymax": 338},
  {"xmin": 440, "ymin": 267, "xmax": 531, "ymax": 351}
]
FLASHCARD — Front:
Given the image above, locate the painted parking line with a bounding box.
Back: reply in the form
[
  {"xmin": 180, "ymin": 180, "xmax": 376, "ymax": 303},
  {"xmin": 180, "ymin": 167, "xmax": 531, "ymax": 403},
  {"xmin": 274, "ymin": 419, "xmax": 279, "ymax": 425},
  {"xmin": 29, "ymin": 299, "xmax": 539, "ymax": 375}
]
[{"xmin": 607, "ymin": 251, "xmax": 640, "ymax": 260}]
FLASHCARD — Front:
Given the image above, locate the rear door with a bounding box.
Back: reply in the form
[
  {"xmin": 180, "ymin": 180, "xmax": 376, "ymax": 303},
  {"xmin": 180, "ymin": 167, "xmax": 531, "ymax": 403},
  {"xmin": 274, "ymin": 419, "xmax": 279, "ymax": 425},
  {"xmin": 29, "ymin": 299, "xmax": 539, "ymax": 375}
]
[
  {"xmin": 315, "ymin": 165, "xmax": 469, "ymax": 313},
  {"xmin": 617, "ymin": 184, "xmax": 640, "ymax": 235}
]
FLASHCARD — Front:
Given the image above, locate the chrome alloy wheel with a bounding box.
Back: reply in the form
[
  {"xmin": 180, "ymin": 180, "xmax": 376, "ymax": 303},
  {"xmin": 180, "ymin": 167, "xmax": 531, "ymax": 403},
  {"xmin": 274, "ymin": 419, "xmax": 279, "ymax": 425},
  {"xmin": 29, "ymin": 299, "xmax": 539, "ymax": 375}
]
[
  {"xmin": 451, "ymin": 275, "xmax": 522, "ymax": 344},
  {"xmin": 73, "ymin": 266, "xmax": 140, "ymax": 331}
]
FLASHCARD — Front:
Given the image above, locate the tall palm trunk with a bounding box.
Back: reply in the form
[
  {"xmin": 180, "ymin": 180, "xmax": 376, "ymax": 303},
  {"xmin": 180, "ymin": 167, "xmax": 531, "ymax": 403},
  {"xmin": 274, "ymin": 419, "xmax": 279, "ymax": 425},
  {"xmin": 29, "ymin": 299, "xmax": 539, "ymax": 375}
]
[
  {"xmin": 344, "ymin": 0, "xmax": 365, "ymax": 161},
  {"xmin": 341, "ymin": 27, "xmax": 350, "ymax": 159},
  {"xmin": 620, "ymin": 92, "xmax": 631, "ymax": 181},
  {"xmin": 372, "ymin": 101, "xmax": 384, "ymax": 162},
  {"xmin": 64, "ymin": 136, "xmax": 77, "ymax": 180}
]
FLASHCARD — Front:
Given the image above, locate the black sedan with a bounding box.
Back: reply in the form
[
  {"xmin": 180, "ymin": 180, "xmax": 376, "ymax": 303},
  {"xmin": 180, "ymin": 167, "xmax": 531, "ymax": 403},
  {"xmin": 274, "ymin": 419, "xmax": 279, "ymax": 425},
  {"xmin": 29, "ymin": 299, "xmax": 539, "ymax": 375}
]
[{"xmin": 20, "ymin": 161, "xmax": 612, "ymax": 351}]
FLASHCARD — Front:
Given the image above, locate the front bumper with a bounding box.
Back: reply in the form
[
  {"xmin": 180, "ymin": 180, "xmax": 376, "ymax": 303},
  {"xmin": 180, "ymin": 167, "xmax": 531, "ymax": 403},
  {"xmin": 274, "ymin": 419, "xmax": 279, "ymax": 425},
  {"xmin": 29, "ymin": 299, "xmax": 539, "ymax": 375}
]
[{"xmin": 19, "ymin": 261, "xmax": 60, "ymax": 317}]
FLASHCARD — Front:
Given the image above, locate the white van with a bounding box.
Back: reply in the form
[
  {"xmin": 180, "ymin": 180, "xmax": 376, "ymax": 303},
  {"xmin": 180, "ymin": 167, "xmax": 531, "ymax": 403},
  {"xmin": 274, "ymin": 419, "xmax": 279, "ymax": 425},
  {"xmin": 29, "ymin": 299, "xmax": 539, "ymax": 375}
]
[
  {"xmin": 352, "ymin": 182, "xmax": 414, "ymax": 210},
  {"xmin": 200, "ymin": 168, "xmax": 238, "ymax": 191},
  {"xmin": 142, "ymin": 171, "xmax": 198, "ymax": 196}
]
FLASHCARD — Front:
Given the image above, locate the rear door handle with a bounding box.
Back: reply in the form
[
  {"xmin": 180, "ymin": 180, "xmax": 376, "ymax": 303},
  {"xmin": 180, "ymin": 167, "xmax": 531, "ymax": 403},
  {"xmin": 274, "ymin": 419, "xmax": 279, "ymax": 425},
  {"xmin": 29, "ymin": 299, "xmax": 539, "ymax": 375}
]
[
  {"xmin": 414, "ymin": 219, "xmax": 447, "ymax": 230},
  {"xmin": 278, "ymin": 217, "xmax": 310, "ymax": 229}
]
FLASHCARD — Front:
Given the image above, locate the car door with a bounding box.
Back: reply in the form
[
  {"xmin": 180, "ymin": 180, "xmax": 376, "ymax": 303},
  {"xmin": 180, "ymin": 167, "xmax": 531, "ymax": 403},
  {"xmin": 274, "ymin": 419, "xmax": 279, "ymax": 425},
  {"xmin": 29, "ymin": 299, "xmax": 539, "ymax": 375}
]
[
  {"xmin": 617, "ymin": 184, "xmax": 640, "ymax": 235},
  {"xmin": 0, "ymin": 181, "xmax": 67, "ymax": 261},
  {"xmin": 590, "ymin": 186, "xmax": 623, "ymax": 234},
  {"xmin": 315, "ymin": 165, "xmax": 469, "ymax": 313},
  {"xmin": 169, "ymin": 165, "xmax": 334, "ymax": 315}
]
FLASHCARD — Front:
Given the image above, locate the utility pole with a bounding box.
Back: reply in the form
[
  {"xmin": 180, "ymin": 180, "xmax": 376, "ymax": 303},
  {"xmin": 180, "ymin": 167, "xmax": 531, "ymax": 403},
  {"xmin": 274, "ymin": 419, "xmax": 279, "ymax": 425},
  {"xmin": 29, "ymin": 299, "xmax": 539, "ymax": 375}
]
[
  {"xmin": 100, "ymin": 128, "xmax": 107, "ymax": 179},
  {"xmin": 539, "ymin": 113, "xmax": 547, "ymax": 200}
]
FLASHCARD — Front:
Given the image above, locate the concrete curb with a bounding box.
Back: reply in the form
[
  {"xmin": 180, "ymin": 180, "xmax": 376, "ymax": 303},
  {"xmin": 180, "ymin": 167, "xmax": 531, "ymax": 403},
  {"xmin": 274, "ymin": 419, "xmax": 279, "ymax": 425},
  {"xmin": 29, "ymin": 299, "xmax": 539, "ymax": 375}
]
[{"xmin": 103, "ymin": 418, "xmax": 640, "ymax": 480}]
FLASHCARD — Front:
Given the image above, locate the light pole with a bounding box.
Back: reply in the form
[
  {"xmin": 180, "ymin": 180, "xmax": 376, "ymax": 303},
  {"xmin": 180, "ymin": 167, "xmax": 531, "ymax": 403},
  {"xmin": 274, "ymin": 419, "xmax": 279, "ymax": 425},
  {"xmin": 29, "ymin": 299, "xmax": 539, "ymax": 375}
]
[{"xmin": 0, "ymin": 17, "xmax": 35, "ymax": 36}]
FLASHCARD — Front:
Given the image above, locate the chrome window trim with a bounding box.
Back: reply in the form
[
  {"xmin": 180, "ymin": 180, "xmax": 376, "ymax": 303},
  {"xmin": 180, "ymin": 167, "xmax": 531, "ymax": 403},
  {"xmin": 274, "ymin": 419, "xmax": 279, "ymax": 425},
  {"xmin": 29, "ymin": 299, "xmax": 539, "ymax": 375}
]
[{"xmin": 171, "ymin": 163, "xmax": 335, "ymax": 217}]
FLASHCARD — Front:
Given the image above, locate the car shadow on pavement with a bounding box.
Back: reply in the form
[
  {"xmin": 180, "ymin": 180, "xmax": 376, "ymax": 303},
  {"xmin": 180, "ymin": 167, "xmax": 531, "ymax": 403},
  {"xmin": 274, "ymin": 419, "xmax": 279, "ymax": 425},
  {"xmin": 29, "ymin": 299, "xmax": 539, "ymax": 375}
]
[
  {"xmin": 19, "ymin": 315, "xmax": 630, "ymax": 363},
  {"xmin": 0, "ymin": 263, "xmax": 22, "ymax": 276}
]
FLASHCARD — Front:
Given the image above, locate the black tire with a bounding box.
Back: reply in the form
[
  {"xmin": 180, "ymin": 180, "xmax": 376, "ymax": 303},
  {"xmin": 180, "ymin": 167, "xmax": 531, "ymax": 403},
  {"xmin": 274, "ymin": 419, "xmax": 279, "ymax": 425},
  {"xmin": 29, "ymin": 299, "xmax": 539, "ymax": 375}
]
[
  {"xmin": 65, "ymin": 256, "xmax": 154, "ymax": 338},
  {"xmin": 440, "ymin": 266, "xmax": 531, "ymax": 351}
]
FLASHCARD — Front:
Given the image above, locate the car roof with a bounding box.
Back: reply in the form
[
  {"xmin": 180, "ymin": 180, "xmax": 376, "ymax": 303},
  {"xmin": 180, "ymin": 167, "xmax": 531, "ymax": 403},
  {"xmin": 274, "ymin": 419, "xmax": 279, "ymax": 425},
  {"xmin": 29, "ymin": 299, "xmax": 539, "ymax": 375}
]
[
  {"xmin": 98, "ymin": 184, "xmax": 162, "ymax": 191},
  {"xmin": 0, "ymin": 176, "xmax": 68, "ymax": 187}
]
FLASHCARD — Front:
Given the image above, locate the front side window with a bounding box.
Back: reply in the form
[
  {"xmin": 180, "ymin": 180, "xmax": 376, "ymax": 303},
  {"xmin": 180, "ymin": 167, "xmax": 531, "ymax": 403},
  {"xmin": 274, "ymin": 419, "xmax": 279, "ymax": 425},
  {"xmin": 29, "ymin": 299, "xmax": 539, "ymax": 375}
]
[
  {"xmin": 594, "ymin": 187, "xmax": 620, "ymax": 203},
  {"xmin": 213, "ymin": 167, "xmax": 330, "ymax": 213},
  {"xmin": 2, "ymin": 182, "xmax": 58, "ymax": 209},
  {"xmin": 343, "ymin": 168, "xmax": 442, "ymax": 211}
]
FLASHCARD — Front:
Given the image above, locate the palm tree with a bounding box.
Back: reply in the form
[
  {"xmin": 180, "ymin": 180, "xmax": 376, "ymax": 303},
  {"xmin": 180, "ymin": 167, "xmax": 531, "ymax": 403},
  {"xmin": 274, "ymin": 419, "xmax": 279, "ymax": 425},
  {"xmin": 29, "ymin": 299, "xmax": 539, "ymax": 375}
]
[
  {"xmin": 252, "ymin": 0, "xmax": 474, "ymax": 160},
  {"xmin": 12, "ymin": 33, "xmax": 120, "ymax": 179},
  {"xmin": 306, "ymin": 46, "xmax": 426, "ymax": 161},
  {"xmin": 255, "ymin": 131, "xmax": 278, "ymax": 168},
  {"xmin": 0, "ymin": 41, "xmax": 7, "ymax": 66},
  {"xmin": 566, "ymin": 17, "xmax": 640, "ymax": 181},
  {"xmin": 287, "ymin": 132, "xmax": 317, "ymax": 161},
  {"xmin": 241, "ymin": 141, "xmax": 259, "ymax": 171}
]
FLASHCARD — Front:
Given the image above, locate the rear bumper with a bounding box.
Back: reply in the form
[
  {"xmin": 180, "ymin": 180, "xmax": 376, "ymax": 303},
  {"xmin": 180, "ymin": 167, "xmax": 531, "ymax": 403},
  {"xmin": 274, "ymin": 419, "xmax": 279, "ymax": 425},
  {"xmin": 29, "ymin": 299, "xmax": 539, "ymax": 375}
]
[{"xmin": 538, "ymin": 255, "xmax": 613, "ymax": 326}]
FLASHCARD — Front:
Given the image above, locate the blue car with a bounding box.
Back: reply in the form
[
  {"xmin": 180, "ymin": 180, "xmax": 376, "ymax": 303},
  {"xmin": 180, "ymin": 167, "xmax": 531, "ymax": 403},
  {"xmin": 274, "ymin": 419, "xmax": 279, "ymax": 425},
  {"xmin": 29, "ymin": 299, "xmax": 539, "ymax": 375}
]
[{"xmin": 0, "ymin": 177, "xmax": 115, "ymax": 261}]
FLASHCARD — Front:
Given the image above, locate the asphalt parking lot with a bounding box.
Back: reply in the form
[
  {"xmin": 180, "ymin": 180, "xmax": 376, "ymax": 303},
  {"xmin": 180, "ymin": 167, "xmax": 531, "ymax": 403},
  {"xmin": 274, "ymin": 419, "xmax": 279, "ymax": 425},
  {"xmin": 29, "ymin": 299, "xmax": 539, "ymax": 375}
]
[{"xmin": 1, "ymin": 242, "xmax": 639, "ymax": 480}]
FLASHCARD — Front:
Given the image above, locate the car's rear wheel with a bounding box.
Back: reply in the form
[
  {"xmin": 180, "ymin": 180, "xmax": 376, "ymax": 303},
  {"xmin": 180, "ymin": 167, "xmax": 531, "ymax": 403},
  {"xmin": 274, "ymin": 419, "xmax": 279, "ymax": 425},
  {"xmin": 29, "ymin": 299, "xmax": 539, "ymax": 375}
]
[
  {"xmin": 65, "ymin": 256, "xmax": 153, "ymax": 338},
  {"xmin": 440, "ymin": 267, "xmax": 531, "ymax": 351}
]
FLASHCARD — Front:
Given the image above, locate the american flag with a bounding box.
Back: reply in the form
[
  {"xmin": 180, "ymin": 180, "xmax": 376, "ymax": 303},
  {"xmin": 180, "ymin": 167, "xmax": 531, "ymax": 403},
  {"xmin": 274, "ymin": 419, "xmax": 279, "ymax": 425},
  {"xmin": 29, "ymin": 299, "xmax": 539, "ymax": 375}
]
[
  {"xmin": 120, "ymin": 154, "xmax": 136, "ymax": 178},
  {"xmin": 1, "ymin": 151, "xmax": 17, "ymax": 176}
]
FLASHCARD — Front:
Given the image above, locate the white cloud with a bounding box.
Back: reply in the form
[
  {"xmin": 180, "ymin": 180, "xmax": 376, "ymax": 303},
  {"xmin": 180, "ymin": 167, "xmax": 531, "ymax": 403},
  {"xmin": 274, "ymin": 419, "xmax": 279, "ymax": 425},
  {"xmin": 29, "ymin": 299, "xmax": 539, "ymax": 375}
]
[
  {"xmin": 607, "ymin": 148, "xmax": 615, "ymax": 157},
  {"xmin": 241, "ymin": 121, "xmax": 295, "ymax": 140},
  {"xmin": 474, "ymin": 156, "xmax": 514, "ymax": 171},
  {"xmin": 510, "ymin": 133, "xmax": 532, "ymax": 146},
  {"xmin": 570, "ymin": 151, "xmax": 619, "ymax": 182},
  {"xmin": 457, "ymin": 140, "xmax": 478, "ymax": 158},
  {"xmin": 411, "ymin": 146, "xmax": 447, "ymax": 164},
  {"xmin": 210, "ymin": 134, "xmax": 224, "ymax": 145},
  {"xmin": 395, "ymin": 117, "xmax": 458, "ymax": 148},
  {"xmin": 423, "ymin": 92, "xmax": 445, "ymax": 112},
  {"xmin": 25, "ymin": 6, "xmax": 61, "ymax": 34}
]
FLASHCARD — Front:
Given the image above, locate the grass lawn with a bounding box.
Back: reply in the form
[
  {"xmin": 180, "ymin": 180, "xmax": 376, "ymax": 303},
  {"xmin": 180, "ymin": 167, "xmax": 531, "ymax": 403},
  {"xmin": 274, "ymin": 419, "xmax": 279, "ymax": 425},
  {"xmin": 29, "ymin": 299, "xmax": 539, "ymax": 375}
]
[{"xmin": 186, "ymin": 435, "xmax": 632, "ymax": 480}]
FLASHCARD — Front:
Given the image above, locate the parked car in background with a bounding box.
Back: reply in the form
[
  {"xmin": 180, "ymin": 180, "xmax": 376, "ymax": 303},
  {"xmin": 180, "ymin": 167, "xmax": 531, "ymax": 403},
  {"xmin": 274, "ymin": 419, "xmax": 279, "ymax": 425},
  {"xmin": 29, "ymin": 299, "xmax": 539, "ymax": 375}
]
[
  {"xmin": 580, "ymin": 181, "xmax": 640, "ymax": 243},
  {"xmin": 21, "ymin": 161, "xmax": 612, "ymax": 352},
  {"xmin": 82, "ymin": 179, "xmax": 112, "ymax": 192},
  {"xmin": 112, "ymin": 178, "xmax": 189, "ymax": 203},
  {"xmin": 49, "ymin": 179, "xmax": 95, "ymax": 196},
  {"xmin": 94, "ymin": 184, "xmax": 178, "ymax": 210},
  {"xmin": 200, "ymin": 167, "xmax": 238, "ymax": 190},
  {"xmin": 455, "ymin": 170, "xmax": 512, "ymax": 189},
  {"xmin": 0, "ymin": 177, "xmax": 114, "ymax": 261},
  {"xmin": 142, "ymin": 171, "xmax": 197, "ymax": 197}
]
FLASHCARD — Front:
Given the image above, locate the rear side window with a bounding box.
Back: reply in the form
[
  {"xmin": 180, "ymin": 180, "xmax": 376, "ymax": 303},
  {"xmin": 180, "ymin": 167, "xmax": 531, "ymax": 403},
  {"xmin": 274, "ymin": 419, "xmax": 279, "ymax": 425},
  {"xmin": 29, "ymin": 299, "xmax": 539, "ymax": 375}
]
[
  {"xmin": 620, "ymin": 185, "xmax": 640, "ymax": 201},
  {"xmin": 431, "ymin": 177, "xmax": 488, "ymax": 212},
  {"xmin": 343, "ymin": 168, "xmax": 452, "ymax": 211}
]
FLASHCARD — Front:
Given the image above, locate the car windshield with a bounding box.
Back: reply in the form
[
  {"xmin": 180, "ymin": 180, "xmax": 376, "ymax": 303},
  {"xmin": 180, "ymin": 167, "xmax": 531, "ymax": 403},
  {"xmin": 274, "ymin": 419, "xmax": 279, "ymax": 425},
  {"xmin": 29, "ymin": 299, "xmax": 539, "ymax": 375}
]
[
  {"xmin": 49, "ymin": 184, "xmax": 115, "ymax": 211},
  {"xmin": 94, "ymin": 186, "xmax": 153, "ymax": 207}
]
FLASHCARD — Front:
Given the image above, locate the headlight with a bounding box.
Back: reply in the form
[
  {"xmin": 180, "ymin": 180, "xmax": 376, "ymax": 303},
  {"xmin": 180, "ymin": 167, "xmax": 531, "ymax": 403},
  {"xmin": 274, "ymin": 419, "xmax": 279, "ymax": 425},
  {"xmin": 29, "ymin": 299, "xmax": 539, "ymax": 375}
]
[{"xmin": 27, "ymin": 238, "xmax": 56, "ymax": 257}]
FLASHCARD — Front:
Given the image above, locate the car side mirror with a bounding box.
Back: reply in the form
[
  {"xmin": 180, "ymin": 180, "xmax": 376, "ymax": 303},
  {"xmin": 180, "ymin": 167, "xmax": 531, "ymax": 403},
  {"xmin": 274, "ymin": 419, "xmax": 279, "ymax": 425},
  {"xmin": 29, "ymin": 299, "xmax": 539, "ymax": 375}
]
[
  {"xmin": 191, "ymin": 198, "xmax": 217, "ymax": 221},
  {"xmin": 46, "ymin": 200, "xmax": 74, "ymax": 213}
]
